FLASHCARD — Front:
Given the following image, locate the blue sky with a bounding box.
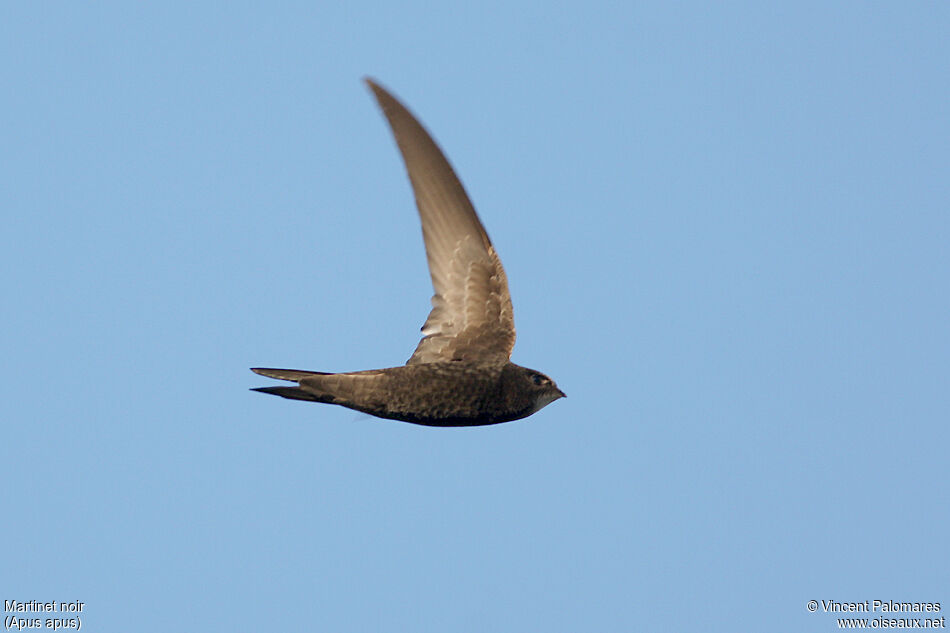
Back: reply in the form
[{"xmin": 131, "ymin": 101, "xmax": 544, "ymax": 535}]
[{"xmin": 3, "ymin": 2, "xmax": 948, "ymax": 631}]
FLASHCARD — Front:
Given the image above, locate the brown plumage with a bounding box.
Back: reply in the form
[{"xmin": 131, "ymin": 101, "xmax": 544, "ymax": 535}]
[{"xmin": 251, "ymin": 79, "xmax": 564, "ymax": 426}]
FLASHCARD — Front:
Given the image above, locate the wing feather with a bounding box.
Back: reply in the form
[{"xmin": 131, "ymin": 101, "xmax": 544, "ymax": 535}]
[{"xmin": 365, "ymin": 79, "xmax": 515, "ymax": 364}]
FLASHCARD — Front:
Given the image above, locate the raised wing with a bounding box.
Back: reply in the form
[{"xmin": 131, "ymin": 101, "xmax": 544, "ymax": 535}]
[{"xmin": 365, "ymin": 78, "xmax": 515, "ymax": 364}]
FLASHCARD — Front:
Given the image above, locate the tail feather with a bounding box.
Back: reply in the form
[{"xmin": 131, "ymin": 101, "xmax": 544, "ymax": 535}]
[
  {"xmin": 251, "ymin": 386, "xmax": 324, "ymax": 402},
  {"xmin": 251, "ymin": 367, "xmax": 329, "ymax": 382}
]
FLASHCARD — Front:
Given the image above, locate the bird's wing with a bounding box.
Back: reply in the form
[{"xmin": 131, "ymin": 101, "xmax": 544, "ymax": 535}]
[{"xmin": 365, "ymin": 78, "xmax": 515, "ymax": 365}]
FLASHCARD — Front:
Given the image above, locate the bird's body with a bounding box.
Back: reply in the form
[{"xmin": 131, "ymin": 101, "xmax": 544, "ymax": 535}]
[
  {"xmin": 253, "ymin": 362, "xmax": 562, "ymax": 427},
  {"xmin": 252, "ymin": 79, "xmax": 564, "ymax": 427}
]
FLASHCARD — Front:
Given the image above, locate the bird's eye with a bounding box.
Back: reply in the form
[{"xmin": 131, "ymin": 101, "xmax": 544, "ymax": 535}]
[{"xmin": 531, "ymin": 374, "xmax": 546, "ymax": 386}]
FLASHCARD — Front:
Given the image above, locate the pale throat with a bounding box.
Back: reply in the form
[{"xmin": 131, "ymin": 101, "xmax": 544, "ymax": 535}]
[{"xmin": 528, "ymin": 391, "xmax": 562, "ymax": 415}]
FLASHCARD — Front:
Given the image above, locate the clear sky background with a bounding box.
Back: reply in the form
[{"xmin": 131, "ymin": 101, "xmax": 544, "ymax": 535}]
[{"xmin": 3, "ymin": 2, "xmax": 948, "ymax": 631}]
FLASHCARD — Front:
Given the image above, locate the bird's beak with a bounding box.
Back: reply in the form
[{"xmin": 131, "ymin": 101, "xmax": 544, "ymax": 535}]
[{"xmin": 557, "ymin": 389, "xmax": 567, "ymax": 399}]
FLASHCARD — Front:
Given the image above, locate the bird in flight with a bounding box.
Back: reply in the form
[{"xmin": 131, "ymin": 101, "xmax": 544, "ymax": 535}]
[{"xmin": 251, "ymin": 78, "xmax": 564, "ymax": 426}]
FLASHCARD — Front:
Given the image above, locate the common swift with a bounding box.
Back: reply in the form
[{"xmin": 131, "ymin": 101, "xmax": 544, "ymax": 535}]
[{"xmin": 251, "ymin": 79, "xmax": 564, "ymax": 426}]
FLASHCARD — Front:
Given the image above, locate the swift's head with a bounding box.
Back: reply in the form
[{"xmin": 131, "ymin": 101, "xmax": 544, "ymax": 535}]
[{"xmin": 513, "ymin": 365, "xmax": 566, "ymax": 415}]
